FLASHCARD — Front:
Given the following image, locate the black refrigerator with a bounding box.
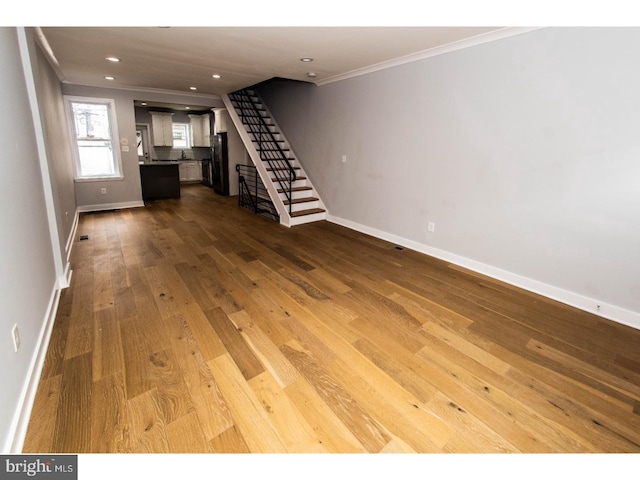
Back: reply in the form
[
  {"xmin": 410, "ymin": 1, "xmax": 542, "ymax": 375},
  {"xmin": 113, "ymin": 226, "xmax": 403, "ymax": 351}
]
[{"xmin": 211, "ymin": 132, "xmax": 229, "ymax": 195}]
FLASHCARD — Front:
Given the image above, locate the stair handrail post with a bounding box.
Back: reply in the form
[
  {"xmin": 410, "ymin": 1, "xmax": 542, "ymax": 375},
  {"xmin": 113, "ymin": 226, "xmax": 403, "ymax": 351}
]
[
  {"xmin": 254, "ymin": 166, "xmax": 258, "ymax": 206},
  {"xmin": 288, "ymin": 175, "xmax": 293, "ymax": 215}
]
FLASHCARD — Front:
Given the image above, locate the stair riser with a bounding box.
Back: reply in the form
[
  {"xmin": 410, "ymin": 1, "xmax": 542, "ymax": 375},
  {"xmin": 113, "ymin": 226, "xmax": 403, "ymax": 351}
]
[
  {"xmin": 290, "ymin": 201, "xmax": 320, "ymax": 212},
  {"xmin": 280, "ymin": 190, "xmax": 314, "ymax": 200},
  {"xmin": 231, "ymin": 101, "xmax": 262, "ymax": 108},
  {"xmin": 246, "ymin": 119, "xmax": 272, "ymax": 127},
  {"xmin": 274, "ymin": 181, "xmax": 308, "ymax": 190},
  {"xmin": 251, "ymin": 137, "xmax": 284, "ymax": 144},
  {"xmin": 258, "ymin": 153, "xmax": 292, "ymax": 160},
  {"xmin": 289, "ymin": 211, "xmax": 328, "ymax": 226},
  {"xmin": 262, "ymin": 155, "xmax": 295, "ymax": 163},
  {"xmin": 270, "ymin": 174, "xmax": 305, "ymax": 182}
]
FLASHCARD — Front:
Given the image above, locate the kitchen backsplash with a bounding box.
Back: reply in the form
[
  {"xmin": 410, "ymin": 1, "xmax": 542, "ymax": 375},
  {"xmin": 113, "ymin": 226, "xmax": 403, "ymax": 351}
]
[{"xmin": 154, "ymin": 146, "xmax": 211, "ymax": 161}]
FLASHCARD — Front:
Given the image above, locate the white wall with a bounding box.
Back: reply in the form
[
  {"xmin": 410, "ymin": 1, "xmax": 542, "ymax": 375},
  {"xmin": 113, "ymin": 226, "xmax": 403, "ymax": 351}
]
[
  {"xmin": 0, "ymin": 27, "xmax": 61, "ymax": 452},
  {"xmin": 257, "ymin": 27, "xmax": 640, "ymax": 328}
]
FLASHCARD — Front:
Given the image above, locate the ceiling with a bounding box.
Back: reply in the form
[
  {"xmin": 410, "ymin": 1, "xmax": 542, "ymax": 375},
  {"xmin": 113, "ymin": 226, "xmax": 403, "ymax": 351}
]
[{"xmin": 37, "ymin": 26, "xmax": 519, "ymax": 101}]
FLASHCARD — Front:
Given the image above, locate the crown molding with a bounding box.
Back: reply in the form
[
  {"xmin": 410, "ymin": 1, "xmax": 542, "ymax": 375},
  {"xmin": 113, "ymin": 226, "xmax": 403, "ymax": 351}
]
[{"xmin": 315, "ymin": 27, "xmax": 544, "ymax": 86}]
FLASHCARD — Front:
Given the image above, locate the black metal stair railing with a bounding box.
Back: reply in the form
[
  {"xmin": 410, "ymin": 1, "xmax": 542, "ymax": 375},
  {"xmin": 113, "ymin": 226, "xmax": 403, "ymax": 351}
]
[
  {"xmin": 228, "ymin": 89, "xmax": 296, "ymax": 214},
  {"xmin": 236, "ymin": 164, "xmax": 279, "ymax": 221}
]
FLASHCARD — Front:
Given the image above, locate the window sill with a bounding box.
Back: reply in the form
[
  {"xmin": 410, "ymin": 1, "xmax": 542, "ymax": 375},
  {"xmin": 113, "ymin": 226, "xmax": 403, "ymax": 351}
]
[{"xmin": 74, "ymin": 175, "xmax": 124, "ymax": 183}]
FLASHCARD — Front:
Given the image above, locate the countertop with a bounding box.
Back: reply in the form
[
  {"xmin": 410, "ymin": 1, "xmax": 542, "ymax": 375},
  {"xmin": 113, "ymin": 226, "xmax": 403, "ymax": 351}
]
[
  {"xmin": 150, "ymin": 159, "xmax": 211, "ymax": 163},
  {"xmin": 139, "ymin": 159, "xmax": 212, "ymax": 166}
]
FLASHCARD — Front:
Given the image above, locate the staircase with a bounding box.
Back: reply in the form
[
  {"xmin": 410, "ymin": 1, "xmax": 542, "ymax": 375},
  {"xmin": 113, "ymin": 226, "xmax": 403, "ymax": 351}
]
[{"xmin": 223, "ymin": 89, "xmax": 327, "ymax": 227}]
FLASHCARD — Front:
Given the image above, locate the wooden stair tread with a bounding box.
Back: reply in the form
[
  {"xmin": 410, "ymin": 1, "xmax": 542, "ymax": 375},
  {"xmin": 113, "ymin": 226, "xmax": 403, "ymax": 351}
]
[
  {"xmin": 290, "ymin": 208, "xmax": 326, "ymax": 217},
  {"xmin": 273, "ymin": 176, "xmax": 306, "ymax": 181},
  {"xmin": 277, "ymin": 186, "xmax": 312, "ymax": 193},
  {"xmin": 284, "ymin": 197, "xmax": 319, "ymax": 205}
]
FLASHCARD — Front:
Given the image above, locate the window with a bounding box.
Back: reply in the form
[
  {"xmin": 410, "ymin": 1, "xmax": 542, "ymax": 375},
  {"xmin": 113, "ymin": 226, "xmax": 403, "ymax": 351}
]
[
  {"xmin": 172, "ymin": 123, "xmax": 191, "ymax": 148},
  {"xmin": 65, "ymin": 96, "xmax": 123, "ymax": 180}
]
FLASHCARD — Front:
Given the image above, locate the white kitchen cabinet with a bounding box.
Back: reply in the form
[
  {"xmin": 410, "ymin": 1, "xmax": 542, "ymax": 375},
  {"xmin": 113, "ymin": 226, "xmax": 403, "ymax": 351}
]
[
  {"xmin": 189, "ymin": 114, "xmax": 211, "ymax": 147},
  {"xmin": 213, "ymin": 108, "xmax": 227, "ymax": 134},
  {"xmin": 179, "ymin": 161, "xmax": 202, "ymax": 182},
  {"xmin": 150, "ymin": 112, "xmax": 174, "ymax": 147},
  {"xmin": 178, "ymin": 162, "xmax": 188, "ymax": 181},
  {"xmin": 187, "ymin": 161, "xmax": 202, "ymax": 181}
]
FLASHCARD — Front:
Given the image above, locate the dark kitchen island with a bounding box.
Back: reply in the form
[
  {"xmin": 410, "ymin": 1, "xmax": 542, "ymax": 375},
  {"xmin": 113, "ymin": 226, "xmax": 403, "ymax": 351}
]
[{"xmin": 139, "ymin": 162, "xmax": 180, "ymax": 201}]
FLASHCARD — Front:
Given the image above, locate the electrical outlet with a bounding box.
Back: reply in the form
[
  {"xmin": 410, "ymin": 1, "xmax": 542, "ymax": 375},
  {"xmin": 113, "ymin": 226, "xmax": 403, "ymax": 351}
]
[
  {"xmin": 342, "ymin": 154, "xmax": 347, "ymax": 163},
  {"xmin": 100, "ymin": 188, "xmax": 107, "ymax": 195},
  {"xmin": 11, "ymin": 324, "xmax": 20, "ymax": 352},
  {"xmin": 428, "ymin": 222, "xmax": 436, "ymax": 233}
]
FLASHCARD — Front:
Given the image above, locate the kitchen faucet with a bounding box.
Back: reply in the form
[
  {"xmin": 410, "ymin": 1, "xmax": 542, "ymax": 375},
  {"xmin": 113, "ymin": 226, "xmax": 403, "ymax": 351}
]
[{"xmin": 181, "ymin": 150, "xmax": 187, "ymax": 159}]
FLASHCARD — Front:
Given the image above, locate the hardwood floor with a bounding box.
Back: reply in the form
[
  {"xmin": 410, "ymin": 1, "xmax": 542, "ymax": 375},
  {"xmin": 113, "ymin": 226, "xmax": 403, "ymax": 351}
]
[{"xmin": 23, "ymin": 184, "xmax": 640, "ymax": 453}]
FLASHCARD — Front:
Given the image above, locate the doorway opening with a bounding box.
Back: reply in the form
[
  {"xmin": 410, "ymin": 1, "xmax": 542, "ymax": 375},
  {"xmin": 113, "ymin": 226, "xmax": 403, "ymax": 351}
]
[{"xmin": 136, "ymin": 124, "xmax": 150, "ymax": 163}]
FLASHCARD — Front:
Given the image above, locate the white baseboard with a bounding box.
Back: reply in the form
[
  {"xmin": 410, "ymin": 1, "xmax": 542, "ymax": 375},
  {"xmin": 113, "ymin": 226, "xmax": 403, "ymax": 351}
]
[
  {"xmin": 327, "ymin": 214, "xmax": 640, "ymax": 332},
  {"xmin": 7, "ymin": 209, "xmax": 81, "ymax": 452},
  {"xmin": 77, "ymin": 200, "xmax": 145, "ymax": 213},
  {"xmin": 59, "ymin": 209, "xmax": 79, "ymax": 289},
  {"xmin": 5, "ymin": 281, "xmax": 62, "ymax": 453}
]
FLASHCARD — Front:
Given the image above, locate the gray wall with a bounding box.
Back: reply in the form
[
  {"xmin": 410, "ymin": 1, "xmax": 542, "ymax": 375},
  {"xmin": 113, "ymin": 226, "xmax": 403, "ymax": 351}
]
[
  {"xmin": 222, "ymin": 109, "xmax": 250, "ymax": 197},
  {"xmin": 257, "ymin": 27, "xmax": 640, "ymax": 325},
  {"xmin": 0, "ymin": 27, "xmax": 60, "ymax": 452},
  {"xmin": 1, "ymin": 29, "xmax": 225, "ymax": 451},
  {"xmin": 28, "ymin": 29, "xmax": 77, "ymax": 263}
]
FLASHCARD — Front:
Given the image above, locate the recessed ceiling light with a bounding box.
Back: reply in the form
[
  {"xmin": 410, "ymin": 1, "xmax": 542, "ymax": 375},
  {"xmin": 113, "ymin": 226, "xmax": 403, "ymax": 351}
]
[
  {"xmin": 185, "ymin": 106, "xmax": 190, "ymax": 110},
  {"xmin": 212, "ymin": 74, "xmax": 221, "ymax": 79},
  {"xmin": 189, "ymin": 86, "xmax": 197, "ymax": 91},
  {"xmin": 307, "ymin": 72, "xmax": 317, "ymax": 78},
  {"xmin": 301, "ymin": 57, "xmax": 314, "ymax": 62},
  {"xmin": 141, "ymin": 102, "xmax": 147, "ymax": 106},
  {"xmin": 105, "ymin": 76, "xmax": 115, "ymax": 80},
  {"xmin": 106, "ymin": 57, "xmax": 120, "ymax": 62}
]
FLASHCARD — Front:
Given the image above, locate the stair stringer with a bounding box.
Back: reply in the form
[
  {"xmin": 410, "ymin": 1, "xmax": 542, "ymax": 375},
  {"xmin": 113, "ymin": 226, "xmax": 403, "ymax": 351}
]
[{"xmin": 222, "ymin": 92, "xmax": 327, "ymax": 228}]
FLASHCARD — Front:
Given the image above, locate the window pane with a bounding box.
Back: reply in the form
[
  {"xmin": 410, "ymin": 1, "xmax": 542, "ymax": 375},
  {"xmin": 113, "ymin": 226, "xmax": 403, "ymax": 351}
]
[
  {"xmin": 136, "ymin": 130, "xmax": 144, "ymax": 156},
  {"xmin": 77, "ymin": 140, "xmax": 115, "ymax": 176},
  {"xmin": 71, "ymin": 102, "xmax": 111, "ymax": 140},
  {"xmin": 172, "ymin": 124, "xmax": 189, "ymax": 148},
  {"xmin": 66, "ymin": 96, "xmax": 121, "ymax": 179}
]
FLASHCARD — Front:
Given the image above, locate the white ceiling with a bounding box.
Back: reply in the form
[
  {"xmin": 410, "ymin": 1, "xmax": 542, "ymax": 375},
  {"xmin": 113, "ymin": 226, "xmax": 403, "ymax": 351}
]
[{"xmin": 37, "ymin": 26, "xmax": 526, "ymax": 101}]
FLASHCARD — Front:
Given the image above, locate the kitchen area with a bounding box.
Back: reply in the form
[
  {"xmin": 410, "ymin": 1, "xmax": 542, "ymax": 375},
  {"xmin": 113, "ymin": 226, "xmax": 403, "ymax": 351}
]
[{"xmin": 136, "ymin": 102, "xmax": 245, "ymax": 201}]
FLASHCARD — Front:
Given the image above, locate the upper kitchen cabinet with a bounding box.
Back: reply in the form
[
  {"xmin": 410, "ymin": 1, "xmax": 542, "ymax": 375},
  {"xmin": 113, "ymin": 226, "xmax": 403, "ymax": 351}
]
[
  {"xmin": 213, "ymin": 108, "xmax": 228, "ymax": 134},
  {"xmin": 150, "ymin": 112, "xmax": 174, "ymax": 147},
  {"xmin": 189, "ymin": 113, "xmax": 211, "ymax": 147}
]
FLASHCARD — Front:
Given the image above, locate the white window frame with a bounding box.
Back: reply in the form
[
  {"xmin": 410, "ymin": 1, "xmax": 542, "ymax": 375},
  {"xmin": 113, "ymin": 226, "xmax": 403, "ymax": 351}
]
[
  {"xmin": 64, "ymin": 95, "xmax": 124, "ymax": 182},
  {"xmin": 172, "ymin": 122, "xmax": 191, "ymax": 148}
]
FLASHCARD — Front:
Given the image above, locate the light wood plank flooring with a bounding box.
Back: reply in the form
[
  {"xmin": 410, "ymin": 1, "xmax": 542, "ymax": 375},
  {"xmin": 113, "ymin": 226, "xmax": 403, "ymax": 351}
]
[{"xmin": 23, "ymin": 184, "xmax": 640, "ymax": 453}]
